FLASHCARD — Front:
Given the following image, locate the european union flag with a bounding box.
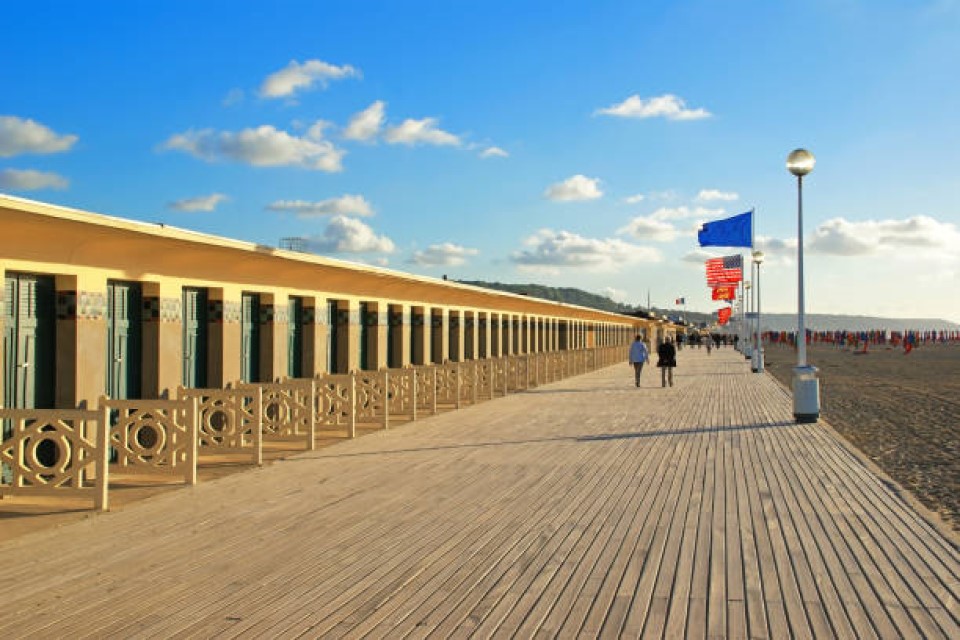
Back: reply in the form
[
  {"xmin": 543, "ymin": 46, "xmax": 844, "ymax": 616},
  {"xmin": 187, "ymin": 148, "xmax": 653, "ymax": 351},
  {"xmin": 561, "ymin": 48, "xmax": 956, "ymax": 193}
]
[{"xmin": 698, "ymin": 211, "xmax": 753, "ymax": 248}]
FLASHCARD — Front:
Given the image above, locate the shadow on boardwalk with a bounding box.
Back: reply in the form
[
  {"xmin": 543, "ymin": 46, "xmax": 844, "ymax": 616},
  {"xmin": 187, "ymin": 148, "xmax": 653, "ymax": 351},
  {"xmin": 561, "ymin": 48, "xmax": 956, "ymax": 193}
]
[{"xmin": 302, "ymin": 420, "xmax": 800, "ymax": 460}]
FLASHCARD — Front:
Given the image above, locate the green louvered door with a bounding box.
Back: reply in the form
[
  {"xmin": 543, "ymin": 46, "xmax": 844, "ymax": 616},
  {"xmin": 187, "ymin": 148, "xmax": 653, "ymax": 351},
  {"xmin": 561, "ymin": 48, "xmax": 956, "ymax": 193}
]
[
  {"xmin": 182, "ymin": 287, "xmax": 208, "ymax": 388},
  {"xmin": 3, "ymin": 273, "xmax": 56, "ymax": 409},
  {"xmin": 106, "ymin": 281, "xmax": 142, "ymax": 400},
  {"xmin": 287, "ymin": 297, "xmax": 303, "ymax": 379},
  {"xmin": 326, "ymin": 301, "xmax": 338, "ymax": 374},
  {"xmin": 359, "ymin": 303, "xmax": 370, "ymax": 371},
  {"xmin": 241, "ymin": 293, "xmax": 260, "ymax": 383}
]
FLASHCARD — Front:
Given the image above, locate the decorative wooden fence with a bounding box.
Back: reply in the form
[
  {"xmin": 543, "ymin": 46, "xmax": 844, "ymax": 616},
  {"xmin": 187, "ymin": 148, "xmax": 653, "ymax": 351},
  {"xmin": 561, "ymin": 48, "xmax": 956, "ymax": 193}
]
[
  {"xmin": 103, "ymin": 397, "xmax": 199, "ymax": 485},
  {"xmin": 0, "ymin": 407, "xmax": 109, "ymax": 510},
  {"xmin": 1, "ymin": 345, "xmax": 626, "ymax": 512},
  {"xmin": 177, "ymin": 386, "xmax": 263, "ymax": 466}
]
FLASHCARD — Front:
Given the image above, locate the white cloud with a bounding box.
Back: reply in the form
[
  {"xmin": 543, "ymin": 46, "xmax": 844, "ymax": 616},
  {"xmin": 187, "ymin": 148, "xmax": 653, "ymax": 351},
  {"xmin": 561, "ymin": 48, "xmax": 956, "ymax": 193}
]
[
  {"xmin": 697, "ymin": 189, "xmax": 739, "ymax": 202},
  {"xmin": 266, "ymin": 194, "xmax": 374, "ymax": 218},
  {"xmin": 408, "ymin": 243, "xmax": 480, "ymax": 267},
  {"xmin": 510, "ymin": 229, "xmax": 661, "ymax": 272},
  {"xmin": 0, "ymin": 168, "xmax": 69, "ymax": 190},
  {"xmin": 601, "ymin": 286, "xmax": 628, "ymax": 303},
  {"xmin": 259, "ymin": 59, "xmax": 360, "ymax": 99},
  {"xmin": 650, "ymin": 205, "xmax": 725, "ymax": 221},
  {"xmin": 623, "ymin": 193, "xmax": 645, "ymax": 204},
  {"xmin": 383, "ymin": 117, "xmax": 461, "ymax": 146},
  {"xmin": 306, "ymin": 215, "xmax": 395, "ymax": 254},
  {"xmin": 343, "ymin": 101, "xmax": 386, "ymax": 141},
  {"xmin": 595, "ymin": 94, "xmax": 711, "ymax": 121},
  {"xmin": 543, "ymin": 175, "xmax": 603, "ymax": 202},
  {"xmin": 168, "ymin": 193, "xmax": 228, "ymax": 212},
  {"xmin": 0, "ymin": 116, "xmax": 78, "ymax": 157},
  {"xmin": 809, "ymin": 216, "xmax": 960, "ymax": 257},
  {"xmin": 222, "ymin": 88, "xmax": 244, "ymax": 107},
  {"xmin": 681, "ymin": 248, "xmax": 719, "ymax": 264},
  {"xmin": 162, "ymin": 124, "xmax": 345, "ymax": 172},
  {"xmin": 617, "ymin": 216, "xmax": 678, "ymax": 242},
  {"xmin": 480, "ymin": 146, "xmax": 509, "ymax": 159}
]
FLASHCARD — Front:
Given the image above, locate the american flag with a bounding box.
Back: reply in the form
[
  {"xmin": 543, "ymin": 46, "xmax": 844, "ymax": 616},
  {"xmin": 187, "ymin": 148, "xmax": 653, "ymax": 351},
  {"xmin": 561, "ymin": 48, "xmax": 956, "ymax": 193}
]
[{"xmin": 705, "ymin": 254, "xmax": 743, "ymax": 285}]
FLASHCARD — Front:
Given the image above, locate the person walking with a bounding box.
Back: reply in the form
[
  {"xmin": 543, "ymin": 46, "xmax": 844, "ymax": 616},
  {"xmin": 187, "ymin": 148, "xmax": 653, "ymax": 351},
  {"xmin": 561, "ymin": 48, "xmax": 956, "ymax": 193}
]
[
  {"xmin": 657, "ymin": 338, "xmax": 677, "ymax": 387},
  {"xmin": 628, "ymin": 334, "xmax": 649, "ymax": 387}
]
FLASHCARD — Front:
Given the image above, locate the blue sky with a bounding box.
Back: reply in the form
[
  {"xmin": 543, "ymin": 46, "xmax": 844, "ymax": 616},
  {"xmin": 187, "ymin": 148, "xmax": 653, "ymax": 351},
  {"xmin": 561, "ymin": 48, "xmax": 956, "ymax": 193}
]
[{"xmin": 2, "ymin": 0, "xmax": 959, "ymax": 322}]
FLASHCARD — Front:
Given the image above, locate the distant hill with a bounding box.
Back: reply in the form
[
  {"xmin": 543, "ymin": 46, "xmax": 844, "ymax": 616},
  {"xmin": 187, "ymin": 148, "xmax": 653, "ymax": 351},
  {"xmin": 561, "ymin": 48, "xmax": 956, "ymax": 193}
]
[
  {"xmin": 457, "ymin": 281, "xmax": 635, "ymax": 314},
  {"xmin": 458, "ymin": 280, "xmax": 960, "ymax": 332}
]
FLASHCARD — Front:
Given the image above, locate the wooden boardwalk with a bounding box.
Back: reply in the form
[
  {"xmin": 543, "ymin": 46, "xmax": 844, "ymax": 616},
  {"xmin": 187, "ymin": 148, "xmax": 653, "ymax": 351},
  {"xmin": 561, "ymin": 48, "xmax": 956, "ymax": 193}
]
[{"xmin": 1, "ymin": 348, "xmax": 958, "ymax": 638}]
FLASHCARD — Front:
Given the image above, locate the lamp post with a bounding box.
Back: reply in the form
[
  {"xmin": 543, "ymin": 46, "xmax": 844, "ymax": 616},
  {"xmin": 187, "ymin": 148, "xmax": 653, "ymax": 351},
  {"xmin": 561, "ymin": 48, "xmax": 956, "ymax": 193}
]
[
  {"xmin": 787, "ymin": 148, "xmax": 819, "ymax": 422},
  {"xmin": 743, "ymin": 280, "xmax": 752, "ymax": 359},
  {"xmin": 752, "ymin": 250, "xmax": 765, "ymax": 373}
]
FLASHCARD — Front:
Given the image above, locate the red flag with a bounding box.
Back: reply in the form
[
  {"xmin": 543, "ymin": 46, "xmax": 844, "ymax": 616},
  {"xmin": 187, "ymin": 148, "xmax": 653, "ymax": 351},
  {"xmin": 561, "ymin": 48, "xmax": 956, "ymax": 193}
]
[
  {"xmin": 705, "ymin": 255, "xmax": 743, "ymax": 285},
  {"xmin": 717, "ymin": 307, "xmax": 732, "ymax": 325},
  {"xmin": 711, "ymin": 285, "xmax": 736, "ymax": 300}
]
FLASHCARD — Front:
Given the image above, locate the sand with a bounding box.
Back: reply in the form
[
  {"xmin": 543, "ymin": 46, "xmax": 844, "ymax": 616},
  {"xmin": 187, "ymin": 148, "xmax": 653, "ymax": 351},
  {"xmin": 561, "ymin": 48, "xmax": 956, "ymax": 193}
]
[{"xmin": 763, "ymin": 341, "xmax": 960, "ymax": 532}]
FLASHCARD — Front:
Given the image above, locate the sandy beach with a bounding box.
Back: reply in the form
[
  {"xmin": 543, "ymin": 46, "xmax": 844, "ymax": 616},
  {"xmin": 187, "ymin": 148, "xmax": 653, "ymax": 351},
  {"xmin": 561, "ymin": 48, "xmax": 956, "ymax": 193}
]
[{"xmin": 762, "ymin": 340, "xmax": 960, "ymax": 532}]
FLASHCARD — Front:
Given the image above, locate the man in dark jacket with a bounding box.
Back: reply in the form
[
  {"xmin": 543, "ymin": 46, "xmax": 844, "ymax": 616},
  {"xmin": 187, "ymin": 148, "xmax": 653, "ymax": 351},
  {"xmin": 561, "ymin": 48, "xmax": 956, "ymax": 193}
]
[{"xmin": 657, "ymin": 338, "xmax": 677, "ymax": 387}]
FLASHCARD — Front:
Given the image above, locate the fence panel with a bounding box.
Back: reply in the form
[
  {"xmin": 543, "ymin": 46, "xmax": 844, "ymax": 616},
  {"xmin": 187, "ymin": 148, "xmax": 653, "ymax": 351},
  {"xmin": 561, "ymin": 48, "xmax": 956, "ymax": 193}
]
[
  {"xmin": 458, "ymin": 362, "xmax": 478, "ymax": 405},
  {"xmin": 104, "ymin": 397, "xmax": 198, "ymax": 485},
  {"xmin": 242, "ymin": 380, "xmax": 315, "ymax": 451},
  {"xmin": 316, "ymin": 374, "xmax": 355, "ymax": 438},
  {"xmin": 476, "ymin": 360, "xmax": 495, "ymax": 401},
  {"xmin": 355, "ymin": 370, "xmax": 389, "ymax": 429},
  {"xmin": 0, "ymin": 407, "xmax": 109, "ymax": 510},
  {"xmin": 387, "ymin": 368, "xmax": 416, "ymax": 421},
  {"xmin": 177, "ymin": 386, "xmax": 262, "ymax": 466},
  {"xmin": 414, "ymin": 366, "xmax": 438, "ymax": 415},
  {"xmin": 435, "ymin": 363, "xmax": 460, "ymax": 408}
]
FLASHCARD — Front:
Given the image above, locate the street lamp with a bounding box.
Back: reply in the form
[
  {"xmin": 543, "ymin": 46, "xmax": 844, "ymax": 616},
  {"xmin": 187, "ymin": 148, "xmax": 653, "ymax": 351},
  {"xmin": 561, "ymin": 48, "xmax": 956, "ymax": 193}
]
[
  {"xmin": 752, "ymin": 250, "xmax": 765, "ymax": 373},
  {"xmin": 787, "ymin": 148, "xmax": 819, "ymax": 422},
  {"xmin": 743, "ymin": 280, "xmax": 752, "ymax": 359}
]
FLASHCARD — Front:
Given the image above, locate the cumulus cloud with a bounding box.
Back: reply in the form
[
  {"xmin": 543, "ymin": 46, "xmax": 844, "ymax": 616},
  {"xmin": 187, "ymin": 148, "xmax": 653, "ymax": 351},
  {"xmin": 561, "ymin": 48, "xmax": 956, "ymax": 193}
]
[
  {"xmin": 479, "ymin": 146, "xmax": 509, "ymax": 159},
  {"xmin": 167, "ymin": 193, "xmax": 228, "ymax": 212},
  {"xmin": 222, "ymin": 88, "xmax": 244, "ymax": 107},
  {"xmin": 408, "ymin": 243, "xmax": 480, "ymax": 267},
  {"xmin": 306, "ymin": 215, "xmax": 395, "ymax": 254},
  {"xmin": 510, "ymin": 229, "xmax": 661, "ymax": 272},
  {"xmin": 681, "ymin": 248, "xmax": 719, "ymax": 264},
  {"xmin": 697, "ymin": 189, "xmax": 739, "ymax": 202},
  {"xmin": 0, "ymin": 168, "xmax": 69, "ymax": 190},
  {"xmin": 623, "ymin": 193, "xmax": 645, "ymax": 204},
  {"xmin": 600, "ymin": 286, "xmax": 628, "ymax": 303},
  {"xmin": 0, "ymin": 116, "xmax": 78, "ymax": 157},
  {"xmin": 383, "ymin": 117, "xmax": 460, "ymax": 146},
  {"xmin": 162, "ymin": 124, "xmax": 345, "ymax": 172},
  {"xmin": 543, "ymin": 175, "xmax": 603, "ymax": 202},
  {"xmin": 755, "ymin": 235, "xmax": 797, "ymax": 254},
  {"xmin": 259, "ymin": 59, "xmax": 359, "ymax": 99},
  {"xmin": 617, "ymin": 216, "xmax": 678, "ymax": 242},
  {"xmin": 343, "ymin": 101, "xmax": 386, "ymax": 141},
  {"xmin": 649, "ymin": 205, "xmax": 725, "ymax": 221},
  {"xmin": 595, "ymin": 94, "xmax": 711, "ymax": 121},
  {"xmin": 808, "ymin": 216, "xmax": 960, "ymax": 257},
  {"xmin": 266, "ymin": 194, "xmax": 374, "ymax": 218}
]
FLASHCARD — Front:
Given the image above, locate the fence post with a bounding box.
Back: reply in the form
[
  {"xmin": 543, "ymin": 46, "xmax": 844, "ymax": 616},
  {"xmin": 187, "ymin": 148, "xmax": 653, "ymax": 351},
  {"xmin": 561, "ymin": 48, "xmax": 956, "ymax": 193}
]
[
  {"xmin": 432, "ymin": 368, "xmax": 438, "ymax": 415},
  {"xmin": 455, "ymin": 363, "xmax": 462, "ymax": 410},
  {"xmin": 410, "ymin": 368, "xmax": 418, "ymax": 422},
  {"xmin": 254, "ymin": 386, "xmax": 264, "ymax": 466},
  {"xmin": 384, "ymin": 370, "xmax": 390, "ymax": 430},
  {"xmin": 186, "ymin": 396, "xmax": 199, "ymax": 486},
  {"xmin": 349, "ymin": 375, "xmax": 357, "ymax": 438},
  {"xmin": 96, "ymin": 400, "xmax": 111, "ymax": 511},
  {"xmin": 308, "ymin": 380, "xmax": 317, "ymax": 451}
]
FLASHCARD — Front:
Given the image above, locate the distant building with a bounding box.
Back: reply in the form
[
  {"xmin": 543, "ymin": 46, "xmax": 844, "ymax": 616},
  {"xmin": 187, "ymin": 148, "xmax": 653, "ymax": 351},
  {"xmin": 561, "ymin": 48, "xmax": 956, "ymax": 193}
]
[{"xmin": 279, "ymin": 237, "xmax": 307, "ymax": 252}]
